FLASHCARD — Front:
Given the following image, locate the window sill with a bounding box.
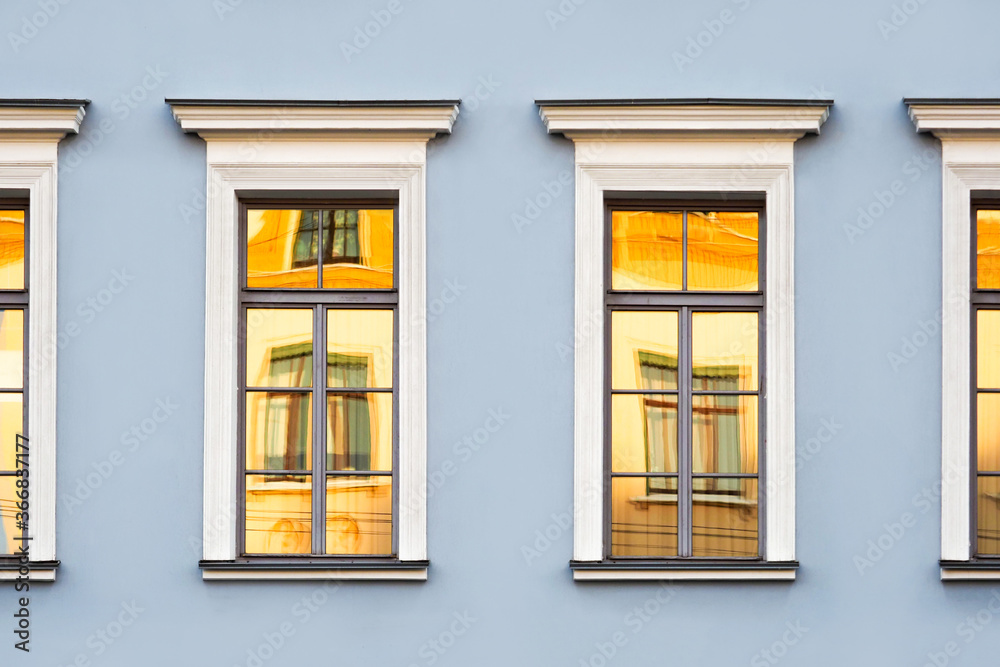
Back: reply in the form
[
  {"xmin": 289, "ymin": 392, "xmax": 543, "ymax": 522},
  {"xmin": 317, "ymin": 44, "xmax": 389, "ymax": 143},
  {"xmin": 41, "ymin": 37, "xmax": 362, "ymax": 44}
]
[
  {"xmin": 199, "ymin": 559, "xmax": 428, "ymax": 581},
  {"xmin": 940, "ymin": 560, "xmax": 1000, "ymax": 581},
  {"xmin": 570, "ymin": 560, "xmax": 798, "ymax": 581},
  {"xmin": 0, "ymin": 560, "xmax": 59, "ymax": 582}
]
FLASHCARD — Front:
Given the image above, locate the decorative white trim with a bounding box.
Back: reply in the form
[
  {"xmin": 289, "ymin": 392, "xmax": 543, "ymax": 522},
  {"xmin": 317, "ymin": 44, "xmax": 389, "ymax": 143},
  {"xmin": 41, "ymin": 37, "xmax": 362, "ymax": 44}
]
[
  {"xmin": 545, "ymin": 101, "xmax": 831, "ymax": 568},
  {"xmin": 940, "ymin": 566, "xmax": 1000, "ymax": 581},
  {"xmin": 907, "ymin": 103, "xmax": 1000, "ymax": 562},
  {"xmin": 202, "ymin": 566, "xmax": 427, "ymax": 581},
  {"xmin": 171, "ymin": 101, "xmax": 453, "ymax": 567},
  {"xmin": 573, "ymin": 568, "xmax": 796, "ymax": 582},
  {"xmin": 0, "ymin": 102, "xmax": 85, "ymax": 566},
  {"xmin": 169, "ymin": 101, "xmax": 459, "ymax": 141},
  {"xmin": 0, "ymin": 567, "xmax": 57, "ymax": 582},
  {"xmin": 538, "ymin": 102, "xmax": 830, "ymax": 140}
]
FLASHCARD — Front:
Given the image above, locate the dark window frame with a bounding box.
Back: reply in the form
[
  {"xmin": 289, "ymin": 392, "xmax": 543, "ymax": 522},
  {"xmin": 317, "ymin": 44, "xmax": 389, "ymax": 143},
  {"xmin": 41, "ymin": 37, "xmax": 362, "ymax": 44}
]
[
  {"xmin": 237, "ymin": 198, "xmax": 400, "ymax": 563},
  {"xmin": 0, "ymin": 198, "xmax": 28, "ymax": 559},
  {"xmin": 603, "ymin": 199, "xmax": 766, "ymax": 561}
]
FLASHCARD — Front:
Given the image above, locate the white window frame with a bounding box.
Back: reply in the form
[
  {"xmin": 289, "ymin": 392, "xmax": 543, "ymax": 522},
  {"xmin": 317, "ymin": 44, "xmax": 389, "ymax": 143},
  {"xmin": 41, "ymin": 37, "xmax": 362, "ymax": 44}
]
[
  {"xmin": 907, "ymin": 99, "xmax": 1000, "ymax": 580},
  {"xmin": 0, "ymin": 100, "xmax": 87, "ymax": 582},
  {"xmin": 538, "ymin": 99, "xmax": 831, "ymax": 581},
  {"xmin": 168, "ymin": 100, "xmax": 459, "ymax": 581}
]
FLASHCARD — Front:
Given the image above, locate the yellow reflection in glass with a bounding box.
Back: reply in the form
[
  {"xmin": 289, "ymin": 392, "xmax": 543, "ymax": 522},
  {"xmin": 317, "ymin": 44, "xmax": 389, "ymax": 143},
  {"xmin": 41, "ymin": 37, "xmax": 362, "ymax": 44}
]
[
  {"xmin": 978, "ymin": 311, "xmax": 1000, "ymax": 389},
  {"xmin": 691, "ymin": 478, "xmax": 758, "ymax": 557},
  {"xmin": 978, "ymin": 210, "xmax": 1000, "ymax": 289},
  {"xmin": 692, "ymin": 395, "xmax": 758, "ymax": 474},
  {"xmin": 323, "ymin": 210, "xmax": 394, "ymax": 289},
  {"xmin": 0, "ymin": 476, "xmax": 21, "ymax": 555},
  {"xmin": 247, "ymin": 210, "xmax": 321, "ymax": 288},
  {"xmin": 0, "ymin": 394, "xmax": 23, "ymax": 471},
  {"xmin": 246, "ymin": 392, "xmax": 312, "ymax": 471},
  {"xmin": 611, "ymin": 211, "xmax": 682, "ymax": 291},
  {"xmin": 0, "ymin": 211, "xmax": 24, "ymax": 290},
  {"xmin": 244, "ymin": 474, "xmax": 312, "ymax": 554},
  {"xmin": 246, "ymin": 309, "xmax": 313, "ymax": 388},
  {"xmin": 979, "ymin": 394, "xmax": 1000, "ymax": 473},
  {"xmin": 0, "ymin": 310, "xmax": 23, "ymax": 389},
  {"xmin": 687, "ymin": 211, "xmax": 758, "ymax": 291},
  {"xmin": 326, "ymin": 475, "xmax": 392, "ymax": 555},
  {"xmin": 978, "ymin": 476, "xmax": 1000, "ymax": 555},
  {"xmin": 611, "ymin": 394, "xmax": 677, "ymax": 474},
  {"xmin": 328, "ymin": 393, "xmax": 392, "ymax": 471},
  {"xmin": 692, "ymin": 312, "xmax": 758, "ymax": 391},
  {"xmin": 611, "ymin": 311, "xmax": 678, "ymax": 391},
  {"xmin": 610, "ymin": 476, "xmax": 677, "ymax": 557},
  {"xmin": 327, "ymin": 310, "xmax": 393, "ymax": 388}
]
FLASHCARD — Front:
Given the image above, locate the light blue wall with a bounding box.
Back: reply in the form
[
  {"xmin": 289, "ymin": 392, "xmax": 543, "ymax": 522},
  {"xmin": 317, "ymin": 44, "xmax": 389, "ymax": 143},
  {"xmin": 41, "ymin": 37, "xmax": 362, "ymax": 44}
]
[{"xmin": 1, "ymin": 0, "xmax": 997, "ymax": 665}]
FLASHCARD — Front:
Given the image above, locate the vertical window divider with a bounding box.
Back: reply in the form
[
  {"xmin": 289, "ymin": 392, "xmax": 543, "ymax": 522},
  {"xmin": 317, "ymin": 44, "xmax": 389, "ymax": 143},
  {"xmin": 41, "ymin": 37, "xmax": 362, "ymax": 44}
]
[
  {"xmin": 312, "ymin": 300, "xmax": 326, "ymax": 555},
  {"xmin": 678, "ymin": 305, "xmax": 692, "ymax": 557}
]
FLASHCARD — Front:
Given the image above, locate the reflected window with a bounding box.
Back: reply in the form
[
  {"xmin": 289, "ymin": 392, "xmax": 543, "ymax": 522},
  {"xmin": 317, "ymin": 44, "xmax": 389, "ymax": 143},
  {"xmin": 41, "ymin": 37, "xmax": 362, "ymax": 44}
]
[
  {"xmin": 975, "ymin": 207, "xmax": 1000, "ymax": 555},
  {"xmin": 608, "ymin": 203, "xmax": 762, "ymax": 560},
  {"xmin": 241, "ymin": 202, "xmax": 396, "ymax": 558},
  {"xmin": 0, "ymin": 204, "xmax": 25, "ymax": 556}
]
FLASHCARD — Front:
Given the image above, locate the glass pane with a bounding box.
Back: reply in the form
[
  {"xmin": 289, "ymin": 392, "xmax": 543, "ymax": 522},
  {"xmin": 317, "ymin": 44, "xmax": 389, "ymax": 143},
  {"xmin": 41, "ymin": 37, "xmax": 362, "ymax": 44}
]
[
  {"xmin": 323, "ymin": 209, "xmax": 394, "ymax": 289},
  {"xmin": 246, "ymin": 309, "xmax": 313, "ymax": 388},
  {"xmin": 692, "ymin": 478, "xmax": 758, "ymax": 557},
  {"xmin": 692, "ymin": 312, "xmax": 759, "ymax": 391},
  {"xmin": 0, "ymin": 395, "xmax": 23, "ymax": 471},
  {"xmin": 247, "ymin": 209, "xmax": 320, "ymax": 288},
  {"xmin": 246, "ymin": 392, "xmax": 312, "ymax": 471},
  {"xmin": 687, "ymin": 211, "xmax": 758, "ymax": 291},
  {"xmin": 610, "ymin": 476, "xmax": 678, "ymax": 557},
  {"xmin": 611, "ymin": 211, "xmax": 682, "ymax": 291},
  {"xmin": 244, "ymin": 474, "xmax": 312, "ymax": 554},
  {"xmin": 978, "ymin": 394, "xmax": 1000, "ymax": 472},
  {"xmin": 978, "ymin": 476, "xmax": 1000, "ymax": 555},
  {"xmin": 692, "ymin": 395, "xmax": 758, "ymax": 474},
  {"xmin": 0, "ymin": 310, "xmax": 23, "ymax": 389},
  {"xmin": 328, "ymin": 393, "xmax": 391, "ymax": 471},
  {"xmin": 978, "ymin": 310, "xmax": 1000, "ymax": 389},
  {"xmin": 611, "ymin": 311, "xmax": 678, "ymax": 391},
  {"xmin": 611, "ymin": 394, "xmax": 677, "ymax": 474},
  {"xmin": 326, "ymin": 475, "xmax": 392, "ymax": 555},
  {"xmin": 0, "ymin": 211, "xmax": 24, "ymax": 290},
  {"xmin": 327, "ymin": 310, "xmax": 393, "ymax": 388},
  {"xmin": 0, "ymin": 476, "xmax": 25, "ymax": 555},
  {"xmin": 978, "ymin": 210, "xmax": 1000, "ymax": 289}
]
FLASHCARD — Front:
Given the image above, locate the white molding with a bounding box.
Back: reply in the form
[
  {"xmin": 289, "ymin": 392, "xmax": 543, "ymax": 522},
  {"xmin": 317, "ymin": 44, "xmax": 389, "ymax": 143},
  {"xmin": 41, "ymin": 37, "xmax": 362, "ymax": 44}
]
[
  {"xmin": 0, "ymin": 104, "xmax": 86, "ymax": 136},
  {"xmin": 179, "ymin": 106, "xmax": 446, "ymax": 565},
  {"xmin": 573, "ymin": 568, "xmax": 796, "ymax": 582},
  {"xmin": 940, "ymin": 567, "xmax": 1000, "ymax": 581},
  {"xmin": 169, "ymin": 102, "xmax": 459, "ymax": 141},
  {"xmin": 908, "ymin": 102, "xmax": 1000, "ymax": 136},
  {"xmin": 0, "ymin": 567, "xmax": 56, "ymax": 582},
  {"xmin": 202, "ymin": 566, "xmax": 427, "ymax": 581},
  {"xmin": 553, "ymin": 119, "xmax": 820, "ymax": 564},
  {"xmin": 0, "ymin": 125, "xmax": 82, "ymax": 564},
  {"xmin": 538, "ymin": 103, "xmax": 830, "ymax": 140}
]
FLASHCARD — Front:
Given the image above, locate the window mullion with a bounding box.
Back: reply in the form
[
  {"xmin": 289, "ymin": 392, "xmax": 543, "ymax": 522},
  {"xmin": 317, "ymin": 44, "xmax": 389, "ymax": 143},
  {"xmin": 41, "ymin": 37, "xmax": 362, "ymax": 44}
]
[
  {"xmin": 312, "ymin": 304, "xmax": 326, "ymax": 555},
  {"xmin": 678, "ymin": 305, "xmax": 693, "ymax": 557}
]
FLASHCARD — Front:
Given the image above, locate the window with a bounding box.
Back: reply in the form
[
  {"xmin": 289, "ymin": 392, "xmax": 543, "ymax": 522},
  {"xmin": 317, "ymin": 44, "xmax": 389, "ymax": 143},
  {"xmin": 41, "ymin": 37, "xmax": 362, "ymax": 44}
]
[
  {"xmin": 168, "ymin": 99, "xmax": 459, "ymax": 580},
  {"xmin": 974, "ymin": 205, "xmax": 1000, "ymax": 557},
  {"xmin": 240, "ymin": 203, "xmax": 397, "ymax": 558},
  {"xmin": 0, "ymin": 202, "xmax": 26, "ymax": 558},
  {"xmin": 607, "ymin": 205, "xmax": 763, "ymax": 560},
  {"xmin": 0, "ymin": 99, "xmax": 87, "ymax": 582},
  {"xmin": 537, "ymin": 98, "xmax": 832, "ymax": 580}
]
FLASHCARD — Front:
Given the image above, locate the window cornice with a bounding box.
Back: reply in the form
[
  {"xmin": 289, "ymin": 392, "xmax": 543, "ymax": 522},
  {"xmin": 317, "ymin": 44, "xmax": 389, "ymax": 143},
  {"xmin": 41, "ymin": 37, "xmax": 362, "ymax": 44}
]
[
  {"xmin": 906, "ymin": 99, "xmax": 1000, "ymax": 137},
  {"xmin": 0, "ymin": 99, "xmax": 88, "ymax": 137},
  {"xmin": 167, "ymin": 99, "xmax": 460, "ymax": 141},
  {"xmin": 536, "ymin": 98, "xmax": 832, "ymax": 140}
]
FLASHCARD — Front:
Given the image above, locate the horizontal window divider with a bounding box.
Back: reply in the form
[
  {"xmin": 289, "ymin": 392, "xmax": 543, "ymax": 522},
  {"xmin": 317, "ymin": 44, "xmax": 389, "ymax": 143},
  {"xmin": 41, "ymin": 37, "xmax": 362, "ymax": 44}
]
[
  {"xmin": 692, "ymin": 473, "xmax": 759, "ymax": 478},
  {"xmin": 975, "ymin": 471, "xmax": 1000, "ymax": 476},
  {"xmin": 972, "ymin": 293, "xmax": 1000, "ymax": 305},
  {"xmin": 690, "ymin": 390, "xmax": 759, "ymax": 396},
  {"xmin": 976, "ymin": 388, "xmax": 1000, "ymax": 393},
  {"xmin": 326, "ymin": 470, "xmax": 393, "ymax": 476},
  {"xmin": 609, "ymin": 472, "xmax": 679, "ymax": 478},
  {"xmin": 0, "ymin": 293, "xmax": 28, "ymax": 305},
  {"xmin": 242, "ymin": 290, "xmax": 398, "ymax": 305},
  {"xmin": 606, "ymin": 293, "xmax": 763, "ymax": 308},
  {"xmin": 610, "ymin": 389, "xmax": 679, "ymax": 395},
  {"xmin": 327, "ymin": 387, "xmax": 394, "ymax": 394},
  {"xmin": 246, "ymin": 387, "xmax": 313, "ymax": 393},
  {"xmin": 245, "ymin": 469, "xmax": 312, "ymax": 476}
]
